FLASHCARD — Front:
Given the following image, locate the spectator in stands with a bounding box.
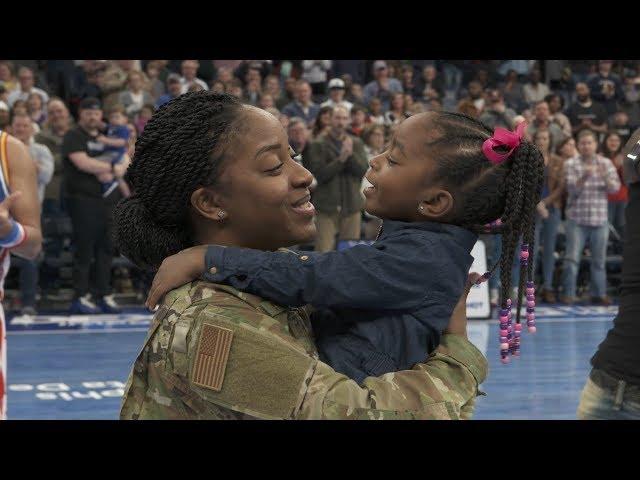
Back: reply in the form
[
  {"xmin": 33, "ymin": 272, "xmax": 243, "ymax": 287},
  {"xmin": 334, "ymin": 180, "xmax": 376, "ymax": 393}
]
[
  {"xmin": 523, "ymin": 68, "xmax": 551, "ymax": 106},
  {"xmin": 499, "ymin": 69, "xmax": 526, "ymax": 112},
  {"xmin": 282, "ymin": 80, "xmax": 320, "ymax": 127},
  {"xmin": 361, "ymin": 123, "xmax": 385, "ymax": 158},
  {"xmin": 302, "ymin": 60, "xmax": 332, "ymax": 98},
  {"xmin": 144, "ymin": 62, "xmax": 166, "ymax": 101},
  {"xmin": 210, "ymin": 80, "xmax": 225, "ymax": 94},
  {"xmin": 479, "ymin": 89, "xmax": 516, "ymax": 130},
  {"xmin": 11, "ymin": 100, "xmax": 28, "ymax": 117},
  {"xmin": 119, "ymin": 71, "xmax": 153, "ymax": 119},
  {"xmin": 363, "ymin": 60, "xmax": 403, "ymax": 112},
  {"xmin": 457, "ymin": 98, "xmax": 480, "ymax": 119},
  {"xmin": 545, "ymin": 93, "xmax": 572, "ymax": 138},
  {"xmin": 134, "ymin": 104, "xmax": 154, "ymax": 134},
  {"xmin": 305, "ymin": 105, "xmax": 369, "ymax": 252},
  {"xmin": 532, "ymin": 129, "xmax": 566, "ymax": 304},
  {"xmin": 61, "ymin": 97, "xmax": 128, "ymax": 315},
  {"xmin": 0, "ymin": 84, "xmax": 7, "ymax": 104},
  {"xmin": 610, "ymin": 111, "xmax": 635, "ymax": 145},
  {"xmin": 228, "ymin": 81, "xmax": 243, "ymax": 99},
  {"xmin": 7, "ymin": 67, "xmax": 49, "ymax": 107},
  {"xmin": 459, "ymin": 80, "xmax": 485, "ymax": 114},
  {"xmin": 347, "ymin": 83, "xmax": 365, "ymax": 106},
  {"xmin": 35, "ymin": 99, "xmax": 73, "ymax": 210},
  {"xmin": 75, "ymin": 64, "xmax": 106, "ymax": 106},
  {"xmin": 384, "ymin": 92, "xmax": 409, "ymax": 128},
  {"xmin": 312, "ymin": 106, "xmax": 333, "ymax": 139},
  {"xmin": 413, "ymin": 64, "xmax": 445, "ymax": 103},
  {"xmin": 567, "ymin": 82, "xmax": 609, "ymax": 137},
  {"xmin": 349, "ymin": 105, "xmax": 367, "ymax": 137},
  {"xmin": 601, "ymin": 131, "xmax": 627, "ymax": 238},
  {"xmin": 243, "ymin": 77, "xmax": 262, "ymax": 106},
  {"xmin": 557, "ymin": 135, "xmax": 578, "ymax": 162},
  {"xmin": 526, "ymin": 101, "xmax": 565, "ymax": 150},
  {"xmin": 588, "ymin": 60, "xmax": 624, "ymax": 116},
  {"xmin": 257, "ymin": 93, "xmax": 274, "ymax": 110},
  {"xmin": 155, "ymin": 73, "xmax": 182, "ymax": 108},
  {"xmin": 27, "ymin": 92, "xmax": 47, "ymax": 128},
  {"xmin": 561, "ymin": 129, "xmax": 621, "ymax": 306},
  {"xmin": 321, "ymin": 78, "xmax": 353, "ymax": 113},
  {"xmin": 263, "ymin": 75, "xmax": 288, "ymax": 110},
  {"xmin": 400, "ymin": 65, "xmax": 415, "ymax": 96},
  {"xmin": 427, "ymin": 98, "xmax": 443, "ymax": 112},
  {"xmin": 368, "ymin": 97, "xmax": 385, "ymax": 125},
  {"xmin": 216, "ymin": 66, "xmax": 235, "ymax": 89},
  {"xmin": 98, "ymin": 60, "xmax": 138, "ymax": 112},
  {"xmin": 10, "ymin": 113, "xmax": 54, "ymax": 315},
  {"xmin": 288, "ymin": 117, "xmax": 311, "ymax": 157},
  {"xmin": 0, "ymin": 61, "xmax": 17, "ymax": 92},
  {"xmin": 11, "ymin": 113, "xmax": 53, "ymax": 205},
  {"xmin": 180, "ymin": 60, "xmax": 208, "ymax": 94},
  {"xmin": 0, "ymin": 101, "xmax": 9, "ymax": 130}
]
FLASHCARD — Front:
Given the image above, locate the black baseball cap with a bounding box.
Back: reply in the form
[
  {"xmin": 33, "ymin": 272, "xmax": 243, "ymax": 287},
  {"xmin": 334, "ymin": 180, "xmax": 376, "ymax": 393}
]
[{"xmin": 79, "ymin": 97, "xmax": 102, "ymax": 111}]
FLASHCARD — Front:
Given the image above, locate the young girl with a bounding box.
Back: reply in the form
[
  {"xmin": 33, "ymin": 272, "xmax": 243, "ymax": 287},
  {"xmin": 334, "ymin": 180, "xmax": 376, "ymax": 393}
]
[{"xmin": 147, "ymin": 111, "xmax": 544, "ymax": 378}]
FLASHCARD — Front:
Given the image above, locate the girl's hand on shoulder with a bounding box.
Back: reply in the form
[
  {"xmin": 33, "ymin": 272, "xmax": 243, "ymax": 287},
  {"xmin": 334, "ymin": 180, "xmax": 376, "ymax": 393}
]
[{"xmin": 145, "ymin": 245, "xmax": 209, "ymax": 310}]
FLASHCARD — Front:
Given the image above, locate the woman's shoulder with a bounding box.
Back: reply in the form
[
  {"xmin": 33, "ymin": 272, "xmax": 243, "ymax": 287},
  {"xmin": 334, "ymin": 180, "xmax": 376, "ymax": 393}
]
[{"xmin": 162, "ymin": 280, "xmax": 301, "ymax": 342}]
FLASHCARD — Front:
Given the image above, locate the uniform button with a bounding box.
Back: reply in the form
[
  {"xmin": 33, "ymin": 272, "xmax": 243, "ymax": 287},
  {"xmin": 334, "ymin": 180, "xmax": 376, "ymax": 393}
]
[
  {"xmin": 300, "ymin": 255, "xmax": 309, "ymax": 261},
  {"xmin": 209, "ymin": 267, "xmax": 218, "ymax": 275}
]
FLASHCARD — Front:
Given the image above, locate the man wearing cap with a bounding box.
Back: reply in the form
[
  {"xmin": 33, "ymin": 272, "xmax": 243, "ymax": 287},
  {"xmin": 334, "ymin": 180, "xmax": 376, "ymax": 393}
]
[
  {"xmin": 61, "ymin": 97, "xmax": 128, "ymax": 315},
  {"xmin": 321, "ymin": 79, "xmax": 353, "ymax": 113},
  {"xmin": 156, "ymin": 74, "xmax": 183, "ymax": 108},
  {"xmin": 363, "ymin": 61, "xmax": 403, "ymax": 112}
]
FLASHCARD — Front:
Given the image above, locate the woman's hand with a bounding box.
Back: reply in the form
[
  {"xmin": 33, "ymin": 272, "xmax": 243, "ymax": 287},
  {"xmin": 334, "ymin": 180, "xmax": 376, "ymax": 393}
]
[
  {"xmin": 445, "ymin": 272, "xmax": 484, "ymax": 338},
  {"xmin": 145, "ymin": 245, "xmax": 209, "ymax": 310}
]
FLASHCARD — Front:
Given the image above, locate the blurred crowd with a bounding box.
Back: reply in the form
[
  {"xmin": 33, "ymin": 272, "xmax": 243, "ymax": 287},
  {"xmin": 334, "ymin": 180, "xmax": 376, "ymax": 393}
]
[{"xmin": 0, "ymin": 59, "xmax": 635, "ymax": 315}]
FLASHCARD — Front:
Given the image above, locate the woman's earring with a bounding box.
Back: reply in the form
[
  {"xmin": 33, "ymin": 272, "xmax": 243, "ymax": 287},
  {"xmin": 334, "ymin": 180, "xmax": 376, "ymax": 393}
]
[
  {"xmin": 217, "ymin": 211, "xmax": 226, "ymax": 219},
  {"xmin": 419, "ymin": 205, "xmax": 424, "ymax": 211}
]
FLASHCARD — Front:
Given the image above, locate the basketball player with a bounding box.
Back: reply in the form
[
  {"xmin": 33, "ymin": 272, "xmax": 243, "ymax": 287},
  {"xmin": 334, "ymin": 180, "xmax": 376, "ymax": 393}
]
[{"xmin": 0, "ymin": 130, "xmax": 42, "ymax": 419}]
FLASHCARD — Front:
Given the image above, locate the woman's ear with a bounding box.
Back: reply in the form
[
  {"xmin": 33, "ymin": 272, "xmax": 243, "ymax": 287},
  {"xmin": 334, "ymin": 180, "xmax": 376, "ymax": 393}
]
[
  {"xmin": 418, "ymin": 189, "xmax": 454, "ymax": 219},
  {"xmin": 190, "ymin": 187, "xmax": 227, "ymax": 222}
]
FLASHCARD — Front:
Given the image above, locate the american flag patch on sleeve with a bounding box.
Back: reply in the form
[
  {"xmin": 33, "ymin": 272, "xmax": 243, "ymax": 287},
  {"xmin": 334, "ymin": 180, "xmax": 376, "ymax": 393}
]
[{"xmin": 192, "ymin": 324, "xmax": 234, "ymax": 392}]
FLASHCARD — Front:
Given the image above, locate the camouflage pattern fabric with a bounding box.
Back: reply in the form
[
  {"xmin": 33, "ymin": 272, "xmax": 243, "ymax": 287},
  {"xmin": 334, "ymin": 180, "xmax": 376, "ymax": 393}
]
[{"xmin": 120, "ymin": 281, "xmax": 488, "ymax": 420}]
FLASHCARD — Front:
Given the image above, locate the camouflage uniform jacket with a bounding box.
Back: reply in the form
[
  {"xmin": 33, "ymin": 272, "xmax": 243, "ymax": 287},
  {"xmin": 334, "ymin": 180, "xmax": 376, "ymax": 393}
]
[{"xmin": 120, "ymin": 281, "xmax": 488, "ymax": 420}]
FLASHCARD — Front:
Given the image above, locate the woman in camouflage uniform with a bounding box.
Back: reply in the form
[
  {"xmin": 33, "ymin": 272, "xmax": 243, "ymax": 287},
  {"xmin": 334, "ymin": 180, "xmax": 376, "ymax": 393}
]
[{"xmin": 114, "ymin": 91, "xmax": 488, "ymax": 420}]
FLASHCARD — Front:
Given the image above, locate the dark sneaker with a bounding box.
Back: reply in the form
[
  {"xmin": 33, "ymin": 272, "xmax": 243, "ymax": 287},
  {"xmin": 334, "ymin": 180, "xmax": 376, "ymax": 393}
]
[
  {"xmin": 591, "ymin": 296, "xmax": 613, "ymax": 306},
  {"xmin": 70, "ymin": 295, "xmax": 101, "ymax": 314},
  {"xmin": 541, "ymin": 289, "xmax": 557, "ymax": 304},
  {"xmin": 97, "ymin": 295, "xmax": 122, "ymax": 314},
  {"xmin": 559, "ymin": 295, "xmax": 575, "ymax": 305}
]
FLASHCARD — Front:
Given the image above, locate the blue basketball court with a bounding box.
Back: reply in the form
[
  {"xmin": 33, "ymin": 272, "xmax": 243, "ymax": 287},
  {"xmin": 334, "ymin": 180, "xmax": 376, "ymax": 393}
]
[{"xmin": 5, "ymin": 305, "xmax": 617, "ymax": 419}]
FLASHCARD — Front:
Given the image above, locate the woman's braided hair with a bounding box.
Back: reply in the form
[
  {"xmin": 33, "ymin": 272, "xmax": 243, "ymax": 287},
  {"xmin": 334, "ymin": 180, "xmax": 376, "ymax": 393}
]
[
  {"xmin": 114, "ymin": 91, "xmax": 246, "ymax": 270},
  {"xmin": 427, "ymin": 111, "xmax": 544, "ymax": 317}
]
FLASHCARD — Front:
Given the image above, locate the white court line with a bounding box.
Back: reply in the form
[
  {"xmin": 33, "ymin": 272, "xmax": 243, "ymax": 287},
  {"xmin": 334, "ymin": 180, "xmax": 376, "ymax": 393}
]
[
  {"xmin": 475, "ymin": 316, "xmax": 614, "ymax": 325},
  {"xmin": 7, "ymin": 328, "xmax": 151, "ymax": 335}
]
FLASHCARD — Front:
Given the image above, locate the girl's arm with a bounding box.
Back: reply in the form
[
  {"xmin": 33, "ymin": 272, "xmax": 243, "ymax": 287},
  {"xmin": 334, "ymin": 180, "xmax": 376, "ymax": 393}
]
[{"xmin": 146, "ymin": 235, "xmax": 436, "ymax": 312}]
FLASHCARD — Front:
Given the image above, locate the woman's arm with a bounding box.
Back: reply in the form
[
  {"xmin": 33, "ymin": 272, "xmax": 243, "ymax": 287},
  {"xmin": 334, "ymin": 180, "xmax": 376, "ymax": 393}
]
[{"xmin": 180, "ymin": 276, "xmax": 486, "ymax": 420}]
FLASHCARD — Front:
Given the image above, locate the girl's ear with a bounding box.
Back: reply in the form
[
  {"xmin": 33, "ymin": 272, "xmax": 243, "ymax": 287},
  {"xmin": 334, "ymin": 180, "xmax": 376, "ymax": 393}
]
[{"xmin": 418, "ymin": 188, "xmax": 454, "ymax": 219}]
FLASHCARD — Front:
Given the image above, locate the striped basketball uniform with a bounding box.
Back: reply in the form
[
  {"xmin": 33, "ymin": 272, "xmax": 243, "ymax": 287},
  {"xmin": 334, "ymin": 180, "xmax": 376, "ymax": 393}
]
[{"xmin": 0, "ymin": 130, "xmax": 15, "ymax": 419}]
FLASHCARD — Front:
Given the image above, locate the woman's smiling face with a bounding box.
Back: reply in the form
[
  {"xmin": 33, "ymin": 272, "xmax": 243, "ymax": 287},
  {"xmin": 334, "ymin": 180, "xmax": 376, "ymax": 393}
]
[{"xmin": 208, "ymin": 107, "xmax": 317, "ymax": 250}]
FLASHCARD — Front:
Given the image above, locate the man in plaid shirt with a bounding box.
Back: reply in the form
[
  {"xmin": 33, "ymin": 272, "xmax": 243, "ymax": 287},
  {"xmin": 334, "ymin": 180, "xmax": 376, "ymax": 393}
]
[{"xmin": 561, "ymin": 129, "xmax": 621, "ymax": 305}]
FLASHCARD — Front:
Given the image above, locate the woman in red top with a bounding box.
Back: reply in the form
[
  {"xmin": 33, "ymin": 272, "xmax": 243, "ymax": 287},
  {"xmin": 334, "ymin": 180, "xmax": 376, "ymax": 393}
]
[{"xmin": 601, "ymin": 132, "xmax": 627, "ymax": 238}]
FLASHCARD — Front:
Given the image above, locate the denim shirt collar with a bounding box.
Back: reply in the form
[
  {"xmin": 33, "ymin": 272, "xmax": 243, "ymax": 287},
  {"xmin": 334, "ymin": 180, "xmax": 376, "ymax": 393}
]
[{"xmin": 378, "ymin": 219, "xmax": 478, "ymax": 251}]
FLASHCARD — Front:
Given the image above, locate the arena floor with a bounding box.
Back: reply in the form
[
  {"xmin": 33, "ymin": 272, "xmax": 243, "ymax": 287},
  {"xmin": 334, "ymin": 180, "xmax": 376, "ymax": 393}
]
[{"xmin": 5, "ymin": 305, "xmax": 618, "ymax": 420}]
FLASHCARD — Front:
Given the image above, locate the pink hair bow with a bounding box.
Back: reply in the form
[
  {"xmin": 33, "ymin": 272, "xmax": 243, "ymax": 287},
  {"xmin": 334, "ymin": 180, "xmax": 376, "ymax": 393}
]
[{"xmin": 482, "ymin": 121, "xmax": 527, "ymax": 164}]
